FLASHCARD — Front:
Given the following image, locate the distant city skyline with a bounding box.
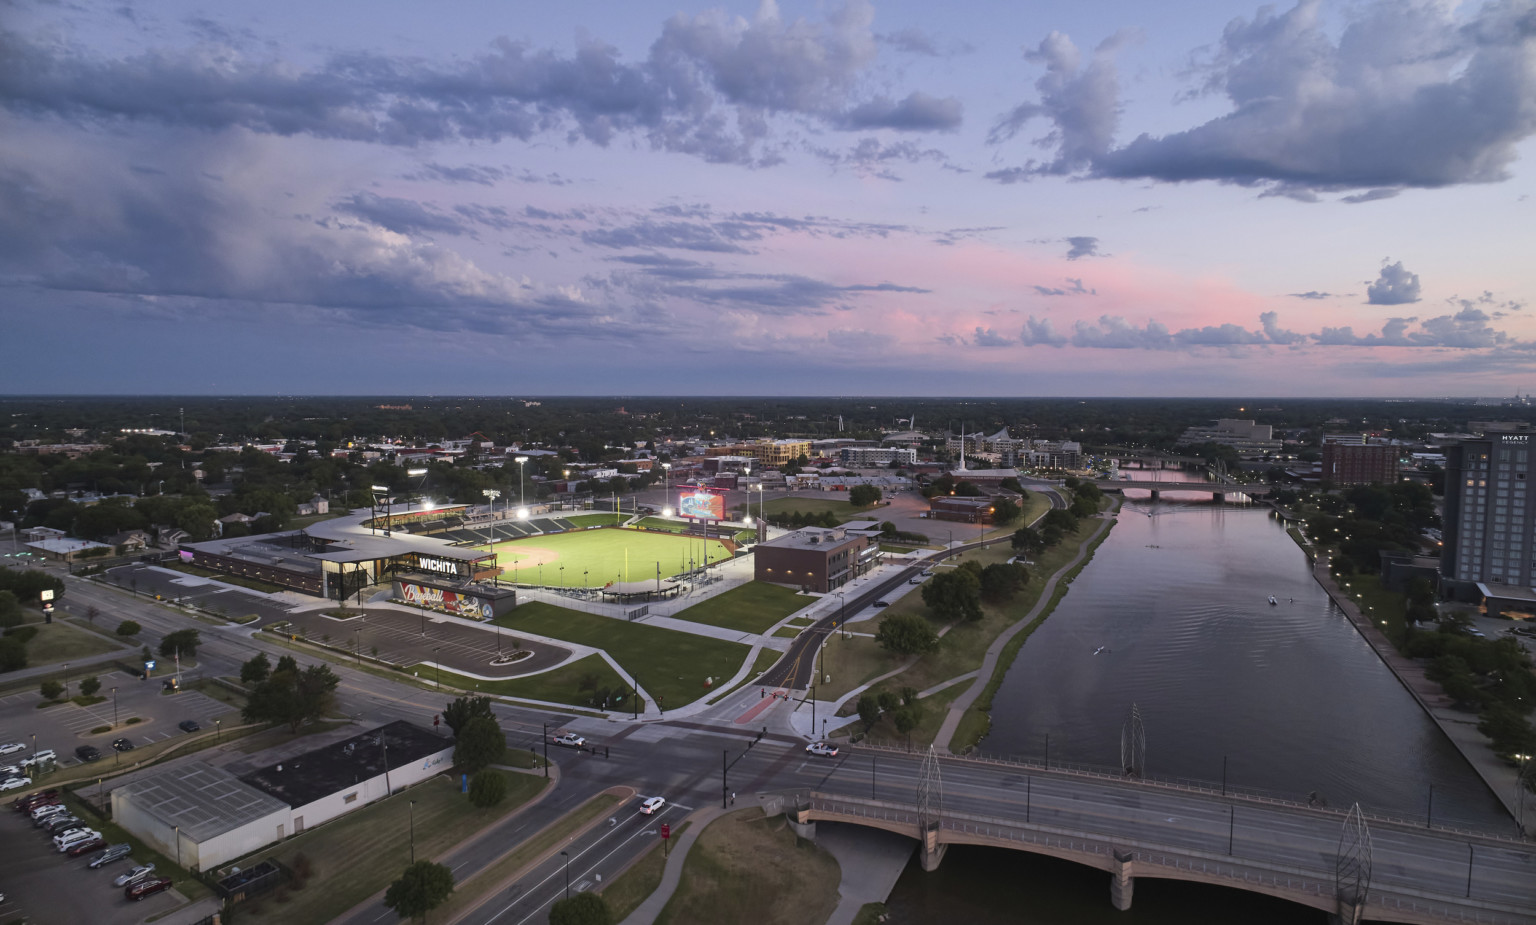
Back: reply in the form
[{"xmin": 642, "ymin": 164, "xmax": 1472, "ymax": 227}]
[{"xmin": 3, "ymin": 0, "xmax": 1535, "ymax": 396}]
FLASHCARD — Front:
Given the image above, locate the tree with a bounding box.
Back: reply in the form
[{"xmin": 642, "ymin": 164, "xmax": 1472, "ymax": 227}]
[
  {"xmin": 275, "ymin": 654, "xmax": 299, "ymax": 674},
  {"xmin": 78, "ymin": 676, "xmax": 101, "ymax": 697},
  {"xmin": 40, "ymin": 679, "xmax": 63, "ymax": 701},
  {"xmin": 243, "ymin": 663, "xmax": 340, "ymax": 733},
  {"xmin": 455, "ymin": 715, "xmax": 506, "ymax": 773},
  {"xmin": 857, "ymin": 693, "xmax": 880, "ymax": 731},
  {"xmin": 849, "ymin": 484, "xmax": 882, "ymax": 506},
  {"xmin": 444, "ymin": 695, "xmax": 495, "ymax": 736},
  {"xmin": 1011, "ymin": 527, "xmax": 1044, "ymax": 556},
  {"xmin": 159, "ymin": 628, "xmax": 201, "ymax": 658},
  {"xmin": 84, "ymin": 605, "xmax": 99, "ymax": 626},
  {"xmin": 550, "ymin": 892, "xmax": 613, "ymax": 925},
  {"xmin": 240, "ymin": 652, "xmax": 272, "ymax": 685},
  {"xmin": 991, "ymin": 497, "xmax": 1021, "ymax": 526},
  {"xmin": 874, "ymin": 613, "xmax": 939, "ymax": 656},
  {"xmin": 0, "ymin": 590, "xmax": 21, "ymax": 629},
  {"xmin": 383, "ymin": 861, "xmax": 455, "ymax": 923},
  {"xmin": 116, "ymin": 620, "xmax": 141, "ymax": 636},
  {"xmin": 0, "ymin": 636, "xmax": 26, "ymax": 672},
  {"xmin": 921, "ymin": 569, "xmax": 982, "ymax": 623},
  {"xmin": 979, "ymin": 562, "xmax": 1030, "ymax": 603},
  {"xmin": 468, "ymin": 768, "xmax": 509, "ymax": 808}
]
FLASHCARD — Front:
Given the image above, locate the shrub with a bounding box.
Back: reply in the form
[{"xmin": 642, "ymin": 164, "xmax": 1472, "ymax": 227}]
[
  {"xmin": 468, "ymin": 768, "xmax": 509, "ymax": 808},
  {"xmin": 116, "ymin": 620, "xmax": 141, "ymax": 636},
  {"xmin": 126, "ymin": 716, "xmax": 142, "ymax": 725},
  {"xmin": 4, "ymin": 625, "xmax": 39, "ymax": 643},
  {"xmin": 79, "ymin": 676, "xmax": 101, "ymax": 697},
  {"xmin": 40, "ymin": 680, "xmax": 64, "ymax": 701},
  {"xmin": 91, "ymin": 725, "xmax": 111, "ymax": 734}
]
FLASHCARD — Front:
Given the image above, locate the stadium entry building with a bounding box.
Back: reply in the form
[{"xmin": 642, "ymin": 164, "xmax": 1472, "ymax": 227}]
[{"xmin": 181, "ymin": 503, "xmax": 515, "ymax": 618}]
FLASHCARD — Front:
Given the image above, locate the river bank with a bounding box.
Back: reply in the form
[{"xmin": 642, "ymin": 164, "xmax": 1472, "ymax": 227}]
[{"xmin": 1310, "ymin": 555, "xmax": 1529, "ymax": 834}]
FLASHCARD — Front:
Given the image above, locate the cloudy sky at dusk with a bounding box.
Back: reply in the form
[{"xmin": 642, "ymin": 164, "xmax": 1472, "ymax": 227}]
[{"xmin": 3, "ymin": 0, "xmax": 1535, "ymax": 397}]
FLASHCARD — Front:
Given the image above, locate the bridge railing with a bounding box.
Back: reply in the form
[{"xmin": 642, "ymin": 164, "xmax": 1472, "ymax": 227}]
[
  {"xmin": 797, "ymin": 791, "xmax": 1536, "ymax": 924},
  {"xmin": 848, "ymin": 741, "xmax": 1522, "ymax": 843}
]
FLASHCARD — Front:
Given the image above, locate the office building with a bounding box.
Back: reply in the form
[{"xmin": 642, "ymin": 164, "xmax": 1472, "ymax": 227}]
[{"xmin": 1443, "ymin": 432, "xmax": 1533, "ymax": 593}]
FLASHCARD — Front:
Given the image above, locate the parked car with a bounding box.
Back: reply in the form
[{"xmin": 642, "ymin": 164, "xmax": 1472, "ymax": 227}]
[
  {"xmin": 111, "ymin": 738, "xmax": 134, "ymax": 752},
  {"xmin": 54, "ymin": 828, "xmax": 100, "ymax": 851},
  {"xmin": 125, "ymin": 876, "xmax": 174, "ymax": 901},
  {"xmin": 178, "ymin": 720, "xmax": 200, "ymax": 733},
  {"xmin": 0, "ymin": 764, "xmax": 21, "ymax": 777},
  {"xmin": 0, "ymin": 742, "xmax": 26, "ymax": 755},
  {"xmin": 88, "ymin": 843, "xmax": 133, "ymax": 868},
  {"xmin": 0, "ymin": 776, "xmax": 30, "ymax": 792},
  {"xmin": 12, "ymin": 789, "xmax": 59, "ymax": 811},
  {"xmin": 20, "ymin": 749, "xmax": 56, "ymax": 769},
  {"xmin": 113, "ymin": 863, "xmax": 156, "ymax": 887},
  {"xmin": 805, "ymin": 741, "xmax": 840, "ymax": 757},
  {"xmin": 74, "ymin": 745, "xmax": 102, "ymax": 763},
  {"xmin": 552, "ymin": 732, "xmax": 586, "ymax": 747},
  {"xmin": 42, "ymin": 816, "xmax": 85, "ymax": 835},
  {"xmin": 873, "ymin": 600, "xmax": 890, "ymax": 608},
  {"xmin": 909, "ymin": 576, "xmax": 925, "ymax": 584},
  {"xmin": 66, "ymin": 837, "xmax": 107, "ymax": 858},
  {"xmin": 639, "ymin": 796, "xmax": 666, "ymax": 815},
  {"xmin": 31, "ymin": 803, "xmax": 69, "ymax": 823}
]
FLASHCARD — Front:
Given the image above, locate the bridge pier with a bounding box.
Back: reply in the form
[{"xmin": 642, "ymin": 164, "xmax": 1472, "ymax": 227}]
[
  {"xmin": 1109, "ymin": 850, "xmax": 1134, "ymax": 911},
  {"xmin": 1148, "ymin": 489, "xmax": 1160, "ymax": 501},
  {"xmin": 787, "ymin": 805, "xmax": 817, "ymax": 841},
  {"xmin": 1213, "ymin": 491, "xmax": 1226, "ymax": 502},
  {"xmin": 919, "ymin": 824, "xmax": 947, "ymax": 871}
]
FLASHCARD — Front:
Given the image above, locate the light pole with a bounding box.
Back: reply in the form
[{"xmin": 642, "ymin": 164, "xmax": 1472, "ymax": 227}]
[
  {"xmin": 215, "ymin": 718, "xmax": 221, "ymax": 743},
  {"xmin": 515, "ymin": 456, "xmax": 529, "ymax": 506},
  {"xmin": 662, "ymin": 462, "xmax": 671, "ymax": 506},
  {"xmin": 482, "ymin": 488, "xmax": 500, "ymax": 546},
  {"xmin": 112, "ymin": 687, "xmax": 118, "ymax": 728},
  {"xmin": 1516, "ymin": 753, "xmax": 1532, "ymax": 836},
  {"xmin": 355, "ymin": 627, "xmax": 362, "ymax": 665},
  {"xmin": 409, "ymin": 800, "xmax": 417, "ymax": 864},
  {"xmin": 433, "ymin": 647, "xmax": 442, "ymax": 690},
  {"xmin": 560, "ymin": 850, "xmax": 571, "ymax": 900}
]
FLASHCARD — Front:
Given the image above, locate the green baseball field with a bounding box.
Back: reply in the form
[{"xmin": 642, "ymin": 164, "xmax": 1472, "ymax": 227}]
[{"xmin": 475, "ymin": 526, "xmax": 733, "ymax": 588}]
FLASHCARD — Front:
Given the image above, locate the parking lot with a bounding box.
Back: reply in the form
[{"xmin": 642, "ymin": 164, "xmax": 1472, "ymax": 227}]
[
  {"xmin": 0, "ymin": 670, "xmax": 237, "ymax": 774},
  {"xmin": 0, "ymin": 795, "xmax": 182, "ymax": 924}
]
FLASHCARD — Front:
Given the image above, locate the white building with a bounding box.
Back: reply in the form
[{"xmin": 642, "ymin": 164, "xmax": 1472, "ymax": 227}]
[{"xmin": 112, "ymin": 762, "xmax": 292, "ymax": 872}]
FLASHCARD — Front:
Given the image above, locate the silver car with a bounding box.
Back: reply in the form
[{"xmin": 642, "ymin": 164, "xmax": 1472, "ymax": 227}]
[
  {"xmin": 88, "ymin": 843, "xmax": 133, "ymax": 868},
  {"xmin": 113, "ymin": 863, "xmax": 156, "ymax": 887}
]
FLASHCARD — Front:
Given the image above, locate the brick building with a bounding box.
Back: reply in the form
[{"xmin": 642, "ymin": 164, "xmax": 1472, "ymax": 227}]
[
  {"xmin": 1321, "ymin": 440, "xmax": 1399, "ymax": 486},
  {"xmin": 754, "ymin": 526, "xmax": 875, "ymax": 592}
]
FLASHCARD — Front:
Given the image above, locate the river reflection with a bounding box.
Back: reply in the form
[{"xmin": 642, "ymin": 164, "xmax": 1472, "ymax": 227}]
[{"xmin": 884, "ymin": 481, "xmax": 1507, "ymax": 924}]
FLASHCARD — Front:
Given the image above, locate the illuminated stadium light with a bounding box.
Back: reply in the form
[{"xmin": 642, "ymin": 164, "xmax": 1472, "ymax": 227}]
[
  {"xmin": 517, "ymin": 507, "xmax": 530, "ymax": 519},
  {"xmin": 662, "ymin": 507, "xmax": 673, "ymax": 517}
]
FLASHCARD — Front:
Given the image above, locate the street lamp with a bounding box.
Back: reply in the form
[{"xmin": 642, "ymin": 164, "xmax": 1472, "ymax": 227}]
[
  {"xmin": 112, "ymin": 687, "xmax": 118, "ymax": 728},
  {"xmin": 355, "ymin": 627, "xmax": 362, "ymax": 666},
  {"xmin": 560, "ymin": 850, "xmax": 571, "ymax": 900},
  {"xmin": 215, "ymin": 718, "xmax": 221, "ymax": 743},
  {"xmin": 409, "ymin": 800, "xmax": 417, "ymax": 864},
  {"xmin": 433, "ymin": 647, "xmax": 442, "ymax": 690},
  {"xmin": 514, "ymin": 456, "xmax": 529, "ymax": 505}
]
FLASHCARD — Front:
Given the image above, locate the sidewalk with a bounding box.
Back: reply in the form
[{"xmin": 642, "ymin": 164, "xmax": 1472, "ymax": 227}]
[
  {"xmin": 1313, "ymin": 558, "xmax": 1529, "ymax": 834},
  {"xmin": 932, "ymin": 512, "xmax": 1116, "ymax": 752},
  {"xmin": 617, "ymin": 804, "xmax": 730, "ymax": 925}
]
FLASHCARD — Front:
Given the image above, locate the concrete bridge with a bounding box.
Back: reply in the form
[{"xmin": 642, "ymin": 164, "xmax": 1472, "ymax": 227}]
[
  {"xmin": 765, "ymin": 748, "xmax": 1536, "ymax": 925},
  {"xmin": 1091, "ymin": 478, "xmax": 1273, "ymax": 501}
]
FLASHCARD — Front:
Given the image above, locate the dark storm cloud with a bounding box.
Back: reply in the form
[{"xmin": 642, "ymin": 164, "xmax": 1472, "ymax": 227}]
[
  {"xmin": 987, "ymin": 0, "xmax": 1536, "ymax": 196},
  {"xmin": 335, "ymin": 192, "xmax": 470, "ymax": 236},
  {"xmin": 1064, "ymin": 236, "xmax": 1100, "ymax": 260},
  {"xmin": 835, "ymin": 92, "xmax": 963, "ymax": 132},
  {"xmin": 1366, "ymin": 261, "xmax": 1422, "ymax": 305},
  {"xmin": 0, "ymin": 1, "xmax": 956, "ymax": 167}
]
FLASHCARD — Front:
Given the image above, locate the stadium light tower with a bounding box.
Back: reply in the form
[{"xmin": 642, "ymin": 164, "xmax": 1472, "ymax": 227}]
[
  {"xmin": 661, "ymin": 462, "xmax": 672, "ymax": 507},
  {"xmin": 481, "ymin": 489, "xmax": 500, "ymax": 544},
  {"xmin": 515, "ymin": 456, "xmax": 529, "ymax": 505}
]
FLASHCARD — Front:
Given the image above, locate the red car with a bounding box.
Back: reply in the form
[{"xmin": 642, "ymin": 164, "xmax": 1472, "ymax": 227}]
[
  {"xmin": 66, "ymin": 837, "xmax": 106, "ymax": 857},
  {"xmin": 12, "ymin": 790, "xmax": 59, "ymax": 811},
  {"xmin": 125, "ymin": 877, "xmax": 174, "ymax": 901}
]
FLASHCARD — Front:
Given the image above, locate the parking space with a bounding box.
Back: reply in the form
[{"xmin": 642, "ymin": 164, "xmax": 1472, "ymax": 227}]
[
  {"xmin": 100, "ymin": 564, "xmax": 296, "ymax": 627},
  {"xmin": 0, "ymin": 674, "xmax": 238, "ymax": 773},
  {"xmin": 0, "ymin": 798, "xmax": 183, "ymax": 924}
]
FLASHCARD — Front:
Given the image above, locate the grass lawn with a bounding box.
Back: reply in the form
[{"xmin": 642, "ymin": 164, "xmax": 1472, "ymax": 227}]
[
  {"xmin": 232, "ymin": 772, "xmax": 547, "ymax": 925},
  {"xmin": 707, "ymin": 649, "xmax": 782, "ymax": 704},
  {"xmin": 565, "ymin": 512, "xmax": 627, "ymax": 527},
  {"xmin": 671, "ymin": 582, "xmax": 808, "ymax": 634},
  {"xmin": 635, "ymin": 517, "xmax": 692, "ymax": 534},
  {"xmin": 656, "ymin": 808, "xmax": 840, "ymax": 925},
  {"xmin": 853, "ymin": 680, "xmax": 967, "ymax": 749},
  {"xmin": 495, "ymin": 602, "xmax": 751, "ymax": 709},
  {"xmin": 772, "ymin": 626, "xmax": 801, "ymax": 639},
  {"xmin": 477, "ymin": 527, "xmax": 730, "ymax": 587},
  {"xmin": 600, "ymin": 820, "xmax": 690, "ymax": 920},
  {"xmin": 24, "ymin": 619, "xmax": 125, "ymax": 665},
  {"xmin": 760, "ymin": 497, "xmax": 876, "ymax": 523},
  {"xmin": 1338, "ymin": 573, "xmax": 1409, "ymax": 650},
  {"xmin": 412, "ymin": 654, "xmax": 634, "ymax": 711}
]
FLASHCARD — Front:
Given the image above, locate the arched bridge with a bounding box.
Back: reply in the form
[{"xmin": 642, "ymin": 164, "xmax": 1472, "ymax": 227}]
[{"xmin": 765, "ymin": 748, "xmax": 1536, "ymax": 925}]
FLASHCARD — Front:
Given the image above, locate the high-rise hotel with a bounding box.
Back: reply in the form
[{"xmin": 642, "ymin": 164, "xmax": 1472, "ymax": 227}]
[{"xmin": 1443, "ymin": 430, "xmax": 1533, "ymax": 592}]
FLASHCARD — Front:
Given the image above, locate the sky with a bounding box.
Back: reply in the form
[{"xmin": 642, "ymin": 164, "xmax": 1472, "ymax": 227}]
[{"xmin": 2, "ymin": 0, "xmax": 1535, "ymax": 398}]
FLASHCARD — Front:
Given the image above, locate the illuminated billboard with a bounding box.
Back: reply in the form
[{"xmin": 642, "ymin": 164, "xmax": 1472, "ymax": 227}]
[{"xmin": 679, "ymin": 489, "xmax": 725, "ymax": 521}]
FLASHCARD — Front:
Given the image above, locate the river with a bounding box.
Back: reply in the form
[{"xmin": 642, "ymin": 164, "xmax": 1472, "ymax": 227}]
[{"xmin": 882, "ymin": 474, "xmax": 1508, "ymax": 924}]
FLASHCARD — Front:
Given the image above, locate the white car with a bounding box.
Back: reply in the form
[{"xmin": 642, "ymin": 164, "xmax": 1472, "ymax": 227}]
[
  {"xmin": 805, "ymin": 742, "xmax": 840, "ymax": 757},
  {"xmin": 0, "ymin": 742, "xmax": 25, "ymax": 755},
  {"xmin": 639, "ymin": 796, "xmax": 666, "ymax": 815},
  {"xmin": 20, "ymin": 749, "xmax": 56, "ymax": 769},
  {"xmin": 31, "ymin": 803, "xmax": 68, "ymax": 822},
  {"xmin": 114, "ymin": 863, "xmax": 156, "ymax": 887},
  {"xmin": 552, "ymin": 732, "xmax": 586, "ymax": 748},
  {"xmin": 54, "ymin": 828, "xmax": 99, "ymax": 851},
  {"xmin": 0, "ymin": 775, "xmax": 29, "ymax": 792}
]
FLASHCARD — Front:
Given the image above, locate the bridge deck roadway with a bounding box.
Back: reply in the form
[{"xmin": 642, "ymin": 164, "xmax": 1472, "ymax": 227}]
[{"xmin": 781, "ymin": 748, "xmax": 1536, "ymax": 925}]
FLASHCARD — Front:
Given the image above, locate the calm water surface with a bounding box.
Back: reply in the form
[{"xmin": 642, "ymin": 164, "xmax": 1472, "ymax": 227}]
[{"xmin": 883, "ymin": 476, "xmax": 1507, "ymax": 924}]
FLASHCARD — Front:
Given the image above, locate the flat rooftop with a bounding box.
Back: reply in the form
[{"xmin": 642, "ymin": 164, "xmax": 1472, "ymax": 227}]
[
  {"xmin": 116, "ymin": 761, "xmax": 289, "ymax": 841},
  {"xmin": 759, "ymin": 527, "xmax": 860, "ymax": 551},
  {"xmin": 241, "ymin": 721, "xmax": 450, "ymax": 809}
]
